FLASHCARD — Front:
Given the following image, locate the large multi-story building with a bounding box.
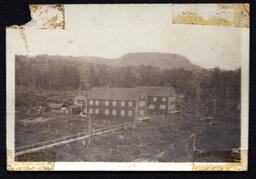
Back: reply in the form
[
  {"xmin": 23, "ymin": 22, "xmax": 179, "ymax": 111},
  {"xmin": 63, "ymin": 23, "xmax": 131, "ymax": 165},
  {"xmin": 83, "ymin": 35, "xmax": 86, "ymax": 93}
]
[
  {"xmin": 138, "ymin": 86, "xmax": 176, "ymax": 114},
  {"xmin": 85, "ymin": 87, "xmax": 148, "ymax": 118}
]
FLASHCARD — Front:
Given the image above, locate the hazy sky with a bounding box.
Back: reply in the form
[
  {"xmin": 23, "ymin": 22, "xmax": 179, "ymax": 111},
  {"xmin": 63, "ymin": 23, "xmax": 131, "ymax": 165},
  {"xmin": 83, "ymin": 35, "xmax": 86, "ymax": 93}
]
[{"xmin": 8, "ymin": 4, "xmax": 248, "ymax": 70}]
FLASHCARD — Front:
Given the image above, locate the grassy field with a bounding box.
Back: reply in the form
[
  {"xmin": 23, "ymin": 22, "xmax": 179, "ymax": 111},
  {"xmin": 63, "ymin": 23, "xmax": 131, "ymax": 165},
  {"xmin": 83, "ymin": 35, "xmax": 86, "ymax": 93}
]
[
  {"xmin": 16, "ymin": 112, "xmax": 240, "ymax": 162},
  {"xmin": 15, "ymin": 88, "xmax": 240, "ymax": 162}
]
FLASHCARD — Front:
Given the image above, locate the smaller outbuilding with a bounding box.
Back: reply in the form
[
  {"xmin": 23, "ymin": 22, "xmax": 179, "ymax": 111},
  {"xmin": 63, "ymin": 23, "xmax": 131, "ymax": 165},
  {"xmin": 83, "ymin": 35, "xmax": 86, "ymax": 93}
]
[
  {"xmin": 48, "ymin": 103, "xmax": 64, "ymax": 113},
  {"xmin": 72, "ymin": 95, "xmax": 87, "ymax": 114},
  {"xmin": 73, "ymin": 95, "xmax": 87, "ymax": 108}
]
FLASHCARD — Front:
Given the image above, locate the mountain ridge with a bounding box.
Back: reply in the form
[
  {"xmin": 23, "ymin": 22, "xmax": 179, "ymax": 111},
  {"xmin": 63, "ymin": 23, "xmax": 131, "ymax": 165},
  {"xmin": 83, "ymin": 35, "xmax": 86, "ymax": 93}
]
[
  {"xmin": 77, "ymin": 52, "xmax": 202, "ymax": 71},
  {"xmin": 17, "ymin": 52, "xmax": 203, "ymax": 71}
]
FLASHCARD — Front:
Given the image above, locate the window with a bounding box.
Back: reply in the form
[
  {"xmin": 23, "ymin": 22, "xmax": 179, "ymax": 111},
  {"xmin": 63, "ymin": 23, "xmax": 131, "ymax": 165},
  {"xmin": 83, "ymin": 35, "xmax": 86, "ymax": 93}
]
[
  {"xmin": 105, "ymin": 109, "xmax": 109, "ymax": 115},
  {"xmin": 153, "ymin": 97, "xmax": 157, "ymax": 102},
  {"xmin": 139, "ymin": 101, "xmax": 145, "ymax": 107},
  {"xmin": 160, "ymin": 105, "xmax": 166, "ymax": 110},
  {"xmin": 95, "ymin": 100, "xmax": 99, "ymax": 105},
  {"xmin": 89, "ymin": 108, "xmax": 93, "ymax": 114},
  {"xmin": 105, "ymin": 100, "xmax": 109, "ymax": 106},
  {"xmin": 169, "ymin": 97, "xmax": 176, "ymax": 102},
  {"xmin": 121, "ymin": 101, "xmax": 125, "ymax": 107},
  {"xmin": 149, "ymin": 104, "xmax": 155, "ymax": 109},
  {"xmin": 112, "ymin": 101, "xmax": 117, "ymax": 106},
  {"xmin": 128, "ymin": 110, "xmax": 133, "ymax": 117},
  {"xmin": 112, "ymin": 109, "xmax": 117, "ymax": 116},
  {"xmin": 162, "ymin": 97, "xmax": 166, "ymax": 102},
  {"xmin": 120, "ymin": 110, "xmax": 125, "ymax": 116},
  {"xmin": 89, "ymin": 100, "xmax": 94, "ymax": 105},
  {"xmin": 95, "ymin": 108, "xmax": 100, "ymax": 114},
  {"xmin": 140, "ymin": 110, "xmax": 144, "ymax": 115},
  {"xmin": 169, "ymin": 104, "xmax": 176, "ymax": 111},
  {"xmin": 128, "ymin": 101, "xmax": 133, "ymax": 107}
]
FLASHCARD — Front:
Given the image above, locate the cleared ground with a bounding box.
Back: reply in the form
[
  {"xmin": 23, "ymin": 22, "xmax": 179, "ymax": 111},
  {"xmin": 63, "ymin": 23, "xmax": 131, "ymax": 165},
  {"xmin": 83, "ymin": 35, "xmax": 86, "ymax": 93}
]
[
  {"xmin": 15, "ymin": 89, "xmax": 240, "ymax": 162},
  {"xmin": 16, "ymin": 112, "xmax": 240, "ymax": 162}
]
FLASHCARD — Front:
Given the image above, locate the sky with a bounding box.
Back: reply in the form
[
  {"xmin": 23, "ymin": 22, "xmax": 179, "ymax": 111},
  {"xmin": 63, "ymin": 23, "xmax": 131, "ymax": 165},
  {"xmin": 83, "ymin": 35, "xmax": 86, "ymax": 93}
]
[{"xmin": 7, "ymin": 4, "xmax": 249, "ymax": 70}]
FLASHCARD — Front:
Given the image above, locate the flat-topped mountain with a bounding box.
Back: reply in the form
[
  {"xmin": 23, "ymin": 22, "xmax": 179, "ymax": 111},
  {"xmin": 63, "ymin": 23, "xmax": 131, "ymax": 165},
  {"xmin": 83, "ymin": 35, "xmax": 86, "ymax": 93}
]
[
  {"xmin": 77, "ymin": 52, "xmax": 202, "ymax": 71},
  {"xmin": 115, "ymin": 52, "xmax": 201, "ymax": 70}
]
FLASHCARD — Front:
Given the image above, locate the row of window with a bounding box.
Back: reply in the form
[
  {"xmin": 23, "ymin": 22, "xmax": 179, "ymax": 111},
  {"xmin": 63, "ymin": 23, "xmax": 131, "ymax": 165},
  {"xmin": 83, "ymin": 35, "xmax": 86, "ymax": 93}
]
[
  {"xmin": 87, "ymin": 98, "xmax": 175, "ymax": 106},
  {"xmin": 153, "ymin": 97, "xmax": 168, "ymax": 102},
  {"xmin": 152, "ymin": 97, "xmax": 175, "ymax": 102},
  {"xmin": 88, "ymin": 100, "xmax": 146, "ymax": 107},
  {"xmin": 89, "ymin": 100, "xmax": 134, "ymax": 107},
  {"xmin": 88, "ymin": 108, "xmax": 135, "ymax": 116},
  {"xmin": 148, "ymin": 104, "xmax": 166, "ymax": 110},
  {"xmin": 88, "ymin": 98, "xmax": 175, "ymax": 107}
]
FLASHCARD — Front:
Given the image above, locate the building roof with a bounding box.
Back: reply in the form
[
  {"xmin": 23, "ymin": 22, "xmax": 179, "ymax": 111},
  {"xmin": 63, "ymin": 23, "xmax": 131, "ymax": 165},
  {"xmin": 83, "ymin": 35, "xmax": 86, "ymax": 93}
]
[
  {"xmin": 138, "ymin": 86, "xmax": 175, "ymax": 97},
  {"xmin": 48, "ymin": 103, "xmax": 63, "ymax": 109},
  {"xmin": 74, "ymin": 95, "xmax": 87, "ymax": 100},
  {"xmin": 87, "ymin": 87, "xmax": 142, "ymax": 101}
]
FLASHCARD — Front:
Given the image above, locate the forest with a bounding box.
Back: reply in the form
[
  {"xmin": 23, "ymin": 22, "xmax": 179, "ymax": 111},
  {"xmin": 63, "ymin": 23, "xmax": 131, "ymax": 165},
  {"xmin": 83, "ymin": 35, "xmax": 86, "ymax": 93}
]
[{"xmin": 15, "ymin": 54, "xmax": 241, "ymax": 117}]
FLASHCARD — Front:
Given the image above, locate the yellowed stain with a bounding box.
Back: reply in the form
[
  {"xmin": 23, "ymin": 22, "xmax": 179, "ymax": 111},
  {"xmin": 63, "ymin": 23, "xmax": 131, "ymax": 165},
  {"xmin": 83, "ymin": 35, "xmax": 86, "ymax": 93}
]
[
  {"xmin": 193, "ymin": 150, "xmax": 248, "ymax": 171},
  {"xmin": 18, "ymin": 28, "xmax": 29, "ymax": 54},
  {"xmin": 172, "ymin": 4, "xmax": 249, "ymax": 28},
  {"xmin": 30, "ymin": 5, "xmax": 39, "ymax": 13},
  {"xmin": 7, "ymin": 150, "xmax": 55, "ymax": 171},
  {"xmin": 233, "ymin": 4, "xmax": 249, "ymax": 28},
  {"xmin": 173, "ymin": 11, "xmax": 232, "ymax": 26}
]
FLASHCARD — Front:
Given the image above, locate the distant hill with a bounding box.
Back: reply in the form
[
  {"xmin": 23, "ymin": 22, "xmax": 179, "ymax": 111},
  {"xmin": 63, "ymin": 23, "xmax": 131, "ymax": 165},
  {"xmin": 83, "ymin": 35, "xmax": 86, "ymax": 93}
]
[
  {"xmin": 17, "ymin": 52, "xmax": 202, "ymax": 71},
  {"xmin": 78, "ymin": 52, "xmax": 202, "ymax": 71},
  {"xmin": 116, "ymin": 52, "xmax": 201, "ymax": 70}
]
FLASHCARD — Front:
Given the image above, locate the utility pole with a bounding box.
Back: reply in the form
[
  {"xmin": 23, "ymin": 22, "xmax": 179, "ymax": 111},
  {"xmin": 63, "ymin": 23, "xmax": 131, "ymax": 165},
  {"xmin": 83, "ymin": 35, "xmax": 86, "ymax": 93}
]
[
  {"xmin": 162, "ymin": 110, "xmax": 165, "ymax": 120},
  {"xmin": 133, "ymin": 107, "xmax": 136, "ymax": 128},
  {"xmin": 79, "ymin": 82, "xmax": 82, "ymax": 96},
  {"xmin": 88, "ymin": 113, "xmax": 92, "ymax": 145},
  {"xmin": 78, "ymin": 79, "xmax": 84, "ymax": 96}
]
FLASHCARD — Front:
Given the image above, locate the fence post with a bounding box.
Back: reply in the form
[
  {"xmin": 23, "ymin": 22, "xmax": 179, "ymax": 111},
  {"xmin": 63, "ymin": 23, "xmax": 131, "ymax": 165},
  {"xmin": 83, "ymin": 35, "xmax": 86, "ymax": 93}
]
[
  {"xmin": 133, "ymin": 107, "xmax": 136, "ymax": 128},
  {"xmin": 88, "ymin": 113, "xmax": 92, "ymax": 145},
  {"xmin": 162, "ymin": 112, "xmax": 165, "ymax": 120}
]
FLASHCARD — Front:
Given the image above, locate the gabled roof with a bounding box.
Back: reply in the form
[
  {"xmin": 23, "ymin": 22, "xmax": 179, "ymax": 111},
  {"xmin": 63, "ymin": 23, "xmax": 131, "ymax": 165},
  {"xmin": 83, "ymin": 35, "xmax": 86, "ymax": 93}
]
[
  {"xmin": 74, "ymin": 95, "xmax": 87, "ymax": 100},
  {"xmin": 138, "ymin": 86, "xmax": 175, "ymax": 97},
  {"xmin": 87, "ymin": 87, "xmax": 142, "ymax": 101}
]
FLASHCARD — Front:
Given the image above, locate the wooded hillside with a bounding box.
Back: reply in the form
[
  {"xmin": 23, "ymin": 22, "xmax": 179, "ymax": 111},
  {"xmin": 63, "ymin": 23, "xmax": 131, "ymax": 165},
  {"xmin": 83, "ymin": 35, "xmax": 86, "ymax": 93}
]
[{"xmin": 15, "ymin": 53, "xmax": 241, "ymax": 117}]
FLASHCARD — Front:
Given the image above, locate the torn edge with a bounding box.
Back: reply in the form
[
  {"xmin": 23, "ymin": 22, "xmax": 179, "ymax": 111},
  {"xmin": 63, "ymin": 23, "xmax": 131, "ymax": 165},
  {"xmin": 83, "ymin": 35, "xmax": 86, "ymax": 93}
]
[{"xmin": 7, "ymin": 4, "xmax": 65, "ymax": 30}]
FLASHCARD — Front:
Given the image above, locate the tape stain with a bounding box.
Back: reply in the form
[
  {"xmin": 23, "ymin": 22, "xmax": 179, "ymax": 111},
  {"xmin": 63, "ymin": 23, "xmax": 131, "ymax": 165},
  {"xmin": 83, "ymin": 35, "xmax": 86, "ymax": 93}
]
[
  {"xmin": 7, "ymin": 149, "xmax": 55, "ymax": 171},
  {"xmin": 172, "ymin": 4, "xmax": 249, "ymax": 28},
  {"xmin": 192, "ymin": 150, "xmax": 248, "ymax": 171},
  {"xmin": 40, "ymin": 5, "xmax": 65, "ymax": 29},
  {"xmin": 7, "ymin": 4, "xmax": 248, "ymax": 171},
  {"xmin": 18, "ymin": 27, "xmax": 30, "ymax": 54}
]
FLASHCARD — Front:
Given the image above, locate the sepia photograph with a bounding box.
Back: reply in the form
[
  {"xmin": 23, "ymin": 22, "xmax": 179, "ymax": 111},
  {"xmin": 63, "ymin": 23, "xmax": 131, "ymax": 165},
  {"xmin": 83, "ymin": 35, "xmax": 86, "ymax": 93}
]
[{"xmin": 6, "ymin": 4, "xmax": 249, "ymax": 171}]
